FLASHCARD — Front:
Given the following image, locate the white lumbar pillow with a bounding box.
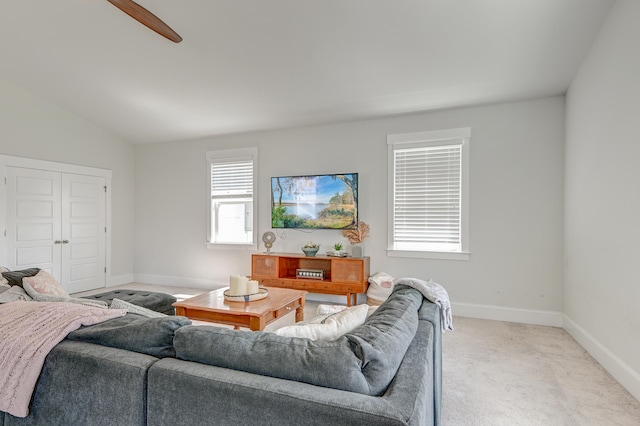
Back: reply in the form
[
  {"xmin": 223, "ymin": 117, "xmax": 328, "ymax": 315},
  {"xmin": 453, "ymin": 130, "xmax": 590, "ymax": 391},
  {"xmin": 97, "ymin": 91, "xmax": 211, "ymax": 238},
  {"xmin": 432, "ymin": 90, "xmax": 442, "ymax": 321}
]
[{"xmin": 274, "ymin": 304, "xmax": 369, "ymax": 341}]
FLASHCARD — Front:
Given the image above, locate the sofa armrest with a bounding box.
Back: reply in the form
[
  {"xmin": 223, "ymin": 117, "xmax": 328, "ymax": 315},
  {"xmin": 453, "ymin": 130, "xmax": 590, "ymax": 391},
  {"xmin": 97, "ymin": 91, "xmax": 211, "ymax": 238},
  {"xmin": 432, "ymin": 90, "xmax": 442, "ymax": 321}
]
[
  {"xmin": 418, "ymin": 300, "xmax": 442, "ymax": 424},
  {"xmin": 3, "ymin": 341, "xmax": 158, "ymax": 426}
]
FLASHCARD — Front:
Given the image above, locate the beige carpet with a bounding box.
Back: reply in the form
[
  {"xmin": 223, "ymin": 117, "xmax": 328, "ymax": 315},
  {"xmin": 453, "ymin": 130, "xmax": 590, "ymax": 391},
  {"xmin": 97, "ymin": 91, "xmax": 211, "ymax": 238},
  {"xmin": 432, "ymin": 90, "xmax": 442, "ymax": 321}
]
[{"xmin": 443, "ymin": 316, "xmax": 640, "ymax": 425}]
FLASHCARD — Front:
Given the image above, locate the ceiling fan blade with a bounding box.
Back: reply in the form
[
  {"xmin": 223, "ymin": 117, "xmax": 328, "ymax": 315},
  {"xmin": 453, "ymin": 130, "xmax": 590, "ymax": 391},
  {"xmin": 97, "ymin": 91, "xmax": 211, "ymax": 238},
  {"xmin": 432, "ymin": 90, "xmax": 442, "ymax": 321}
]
[{"xmin": 106, "ymin": 0, "xmax": 182, "ymax": 43}]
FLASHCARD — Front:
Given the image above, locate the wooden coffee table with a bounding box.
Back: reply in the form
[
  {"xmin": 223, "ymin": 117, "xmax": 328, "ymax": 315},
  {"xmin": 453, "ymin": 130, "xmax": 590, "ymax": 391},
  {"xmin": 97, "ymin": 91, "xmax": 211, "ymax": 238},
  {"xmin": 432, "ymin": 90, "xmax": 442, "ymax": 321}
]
[{"xmin": 173, "ymin": 287, "xmax": 306, "ymax": 331}]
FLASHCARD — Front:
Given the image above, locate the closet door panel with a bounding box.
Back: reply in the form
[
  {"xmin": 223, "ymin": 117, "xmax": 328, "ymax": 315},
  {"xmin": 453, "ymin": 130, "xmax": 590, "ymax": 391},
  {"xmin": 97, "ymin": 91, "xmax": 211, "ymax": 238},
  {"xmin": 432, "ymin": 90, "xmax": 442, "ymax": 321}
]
[
  {"xmin": 61, "ymin": 173, "xmax": 106, "ymax": 293},
  {"xmin": 6, "ymin": 167, "xmax": 62, "ymax": 279}
]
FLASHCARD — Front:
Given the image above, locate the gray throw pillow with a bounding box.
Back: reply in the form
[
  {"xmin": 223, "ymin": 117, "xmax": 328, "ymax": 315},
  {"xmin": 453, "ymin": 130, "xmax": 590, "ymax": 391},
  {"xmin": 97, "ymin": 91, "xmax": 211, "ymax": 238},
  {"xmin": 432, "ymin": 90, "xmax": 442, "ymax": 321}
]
[
  {"xmin": 67, "ymin": 313, "xmax": 191, "ymax": 358},
  {"xmin": 1, "ymin": 268, "xmax": 40, "ymax": 287}
]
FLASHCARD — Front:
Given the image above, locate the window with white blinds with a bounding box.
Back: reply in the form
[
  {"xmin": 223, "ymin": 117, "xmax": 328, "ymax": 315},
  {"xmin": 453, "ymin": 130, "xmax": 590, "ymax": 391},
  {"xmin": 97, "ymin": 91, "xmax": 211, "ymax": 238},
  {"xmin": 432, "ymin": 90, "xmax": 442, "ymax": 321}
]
[
  {"xmin": 211, "ymin": 160, "xmax": 253, "ymax": 198},
  {"xmin": 207, "ymin": 148, "xmax": 257, "ymax": 247},
  {"xmin": 387, "ymin": 128, "xmax": 470, "ymax": 259}
]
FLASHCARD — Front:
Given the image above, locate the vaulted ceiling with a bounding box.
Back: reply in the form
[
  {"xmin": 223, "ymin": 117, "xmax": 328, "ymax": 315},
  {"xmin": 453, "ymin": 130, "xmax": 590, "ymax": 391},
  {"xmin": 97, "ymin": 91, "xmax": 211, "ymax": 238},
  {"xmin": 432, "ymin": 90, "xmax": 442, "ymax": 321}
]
[{"xmin": 0, "ymin": 0, "xmax": 615, "ymax": 143}]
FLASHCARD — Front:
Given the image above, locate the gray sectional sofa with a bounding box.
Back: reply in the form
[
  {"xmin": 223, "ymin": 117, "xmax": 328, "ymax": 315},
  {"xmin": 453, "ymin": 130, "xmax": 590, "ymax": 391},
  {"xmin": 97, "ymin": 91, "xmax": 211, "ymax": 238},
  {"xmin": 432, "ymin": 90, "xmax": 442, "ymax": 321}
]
[{"xmin": 0, "ymin": 285, "xmax": 442, "ymax": 426}]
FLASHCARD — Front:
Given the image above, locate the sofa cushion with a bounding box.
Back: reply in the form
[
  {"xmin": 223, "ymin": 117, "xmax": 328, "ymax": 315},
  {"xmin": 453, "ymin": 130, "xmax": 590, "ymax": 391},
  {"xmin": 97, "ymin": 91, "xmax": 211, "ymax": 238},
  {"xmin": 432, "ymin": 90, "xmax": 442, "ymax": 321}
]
[
  {"xmin": 174, "ymin": 286, "xmax": 422, "ymax": 396},
  {"xmin": 1, "ymin": 268, "xmax": 40, "ymax": 287},
  {"xmin": 174, "ymin": 325, "xmax": 371, "ymax": 394},
  {"xmin": 67, "ymin": 313, "xmax": 191, "ymax": 358},
  {"xmin": 81, "ymin": 289, "xmax": 177, "ymax": 315},
  {"xmin": 344, "ymin": 285, "xmax": 422, "ymax": 395}
]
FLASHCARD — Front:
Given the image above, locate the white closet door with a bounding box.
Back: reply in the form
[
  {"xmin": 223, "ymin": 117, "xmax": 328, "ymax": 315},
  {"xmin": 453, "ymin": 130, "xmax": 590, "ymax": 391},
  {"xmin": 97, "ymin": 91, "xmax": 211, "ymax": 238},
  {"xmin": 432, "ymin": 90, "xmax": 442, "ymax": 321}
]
[
  {"xmin": 61, "ymin": 173, "xmax": 106, "ymax": 293},
  {"xmin": 5, "ymin": 167, "xmax": 62, "ymax": 279}
]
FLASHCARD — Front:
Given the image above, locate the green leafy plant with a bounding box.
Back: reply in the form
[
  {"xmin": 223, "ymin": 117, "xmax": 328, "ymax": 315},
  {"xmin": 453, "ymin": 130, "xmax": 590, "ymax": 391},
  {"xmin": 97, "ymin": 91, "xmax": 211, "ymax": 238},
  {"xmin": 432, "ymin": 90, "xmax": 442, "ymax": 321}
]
[{"xmin": 333, "ymin": 242, "xmax": 344, "ymax": 251}]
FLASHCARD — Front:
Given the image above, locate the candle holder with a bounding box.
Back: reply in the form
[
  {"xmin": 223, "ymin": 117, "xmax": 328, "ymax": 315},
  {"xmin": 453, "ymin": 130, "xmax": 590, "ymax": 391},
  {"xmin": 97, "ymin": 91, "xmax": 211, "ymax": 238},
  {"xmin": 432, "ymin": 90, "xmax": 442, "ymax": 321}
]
[{"xmin": 224, "ymin": 287, "xmax": 269, "ymax": 302}]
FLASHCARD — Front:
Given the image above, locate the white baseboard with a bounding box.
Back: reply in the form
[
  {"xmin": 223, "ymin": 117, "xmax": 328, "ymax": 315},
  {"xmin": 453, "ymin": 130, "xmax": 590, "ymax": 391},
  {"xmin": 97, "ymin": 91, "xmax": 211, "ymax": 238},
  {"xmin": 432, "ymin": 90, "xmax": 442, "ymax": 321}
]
[
  {"xmin": 452, "ymin": 302, "xmax": 564, "ymax": 327},
  {"xmin": 305, "ymin": 293, "xmax": 366, "ymax": 305},
  {"xmin": 133, "ymin": 273, "xmax": 226, "ymax": 289},
  {"xmin": 108, "ymin": 274, "xmax": 134, "ymax": 287},
  {"xmin": 563, "ymin": 315, "xmax": 640, "ymax": 402}
]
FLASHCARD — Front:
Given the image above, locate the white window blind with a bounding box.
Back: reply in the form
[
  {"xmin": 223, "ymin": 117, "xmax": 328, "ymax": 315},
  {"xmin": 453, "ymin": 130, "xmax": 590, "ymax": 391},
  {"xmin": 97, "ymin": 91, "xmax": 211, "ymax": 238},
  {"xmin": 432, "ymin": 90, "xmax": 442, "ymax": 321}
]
[
  {"xmin": 393, "ymin": 141, "xmax": 461, "ymax": 251},
  {"xmin": 211, "ymin": 160, "xmax": 253, "ymax": 199},
  {"xmin": 207, "ymin": 148, "xmax": 257, "ymax": 246},
  {"xmin": 388, "ymin": 128, "xmax": 469, "ymax": 258}
]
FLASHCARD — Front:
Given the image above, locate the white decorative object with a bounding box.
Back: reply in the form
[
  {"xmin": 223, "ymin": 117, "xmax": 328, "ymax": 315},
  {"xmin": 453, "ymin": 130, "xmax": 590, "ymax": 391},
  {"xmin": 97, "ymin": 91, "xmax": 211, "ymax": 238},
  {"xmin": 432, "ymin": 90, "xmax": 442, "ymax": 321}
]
[
  {"xmin": 247, "ymin": 280, "xmax": 260, "ymax": 294},
  {"xmin": 228, "ymin": 275, "xmax": 248, "ymax": 296},
  {"xmin": 352, "ymin": 244, "xmax": 364, "ymax": 258},
  {"xmin": 224, "ymin": 287, "xmax": 269, "ymax": 302},
  {"xmin": 262, "ymin": 231, "xmax": 276, "ymax": 254}
]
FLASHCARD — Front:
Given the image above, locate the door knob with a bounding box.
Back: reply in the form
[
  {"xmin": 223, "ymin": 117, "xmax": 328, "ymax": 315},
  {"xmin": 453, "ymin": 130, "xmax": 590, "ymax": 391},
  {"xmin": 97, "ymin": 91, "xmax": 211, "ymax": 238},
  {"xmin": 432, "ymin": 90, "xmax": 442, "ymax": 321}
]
[
  {"xmin": 54, "ymin": 240, "xmax": 62, "ymax": 244},
  {"xmin": 62, "ymin": 240, "xmax": 69, "ymax": 244}
]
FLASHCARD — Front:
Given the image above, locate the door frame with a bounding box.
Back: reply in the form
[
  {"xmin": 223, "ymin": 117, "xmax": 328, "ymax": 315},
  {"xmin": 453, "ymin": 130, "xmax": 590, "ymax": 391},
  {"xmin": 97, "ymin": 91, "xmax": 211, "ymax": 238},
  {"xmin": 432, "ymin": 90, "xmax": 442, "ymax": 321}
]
[{"xmin": 0, "ymin": 155, "xmax": 112, "ymax": 286}]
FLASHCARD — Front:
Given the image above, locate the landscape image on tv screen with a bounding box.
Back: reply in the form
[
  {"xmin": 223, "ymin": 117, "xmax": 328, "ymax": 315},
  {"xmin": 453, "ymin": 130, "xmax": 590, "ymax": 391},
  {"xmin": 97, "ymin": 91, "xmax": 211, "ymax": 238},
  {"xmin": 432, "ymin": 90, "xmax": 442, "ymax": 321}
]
[{"xmin": 271, "ymin": 173, "xmax": 358, "ymax": 229}]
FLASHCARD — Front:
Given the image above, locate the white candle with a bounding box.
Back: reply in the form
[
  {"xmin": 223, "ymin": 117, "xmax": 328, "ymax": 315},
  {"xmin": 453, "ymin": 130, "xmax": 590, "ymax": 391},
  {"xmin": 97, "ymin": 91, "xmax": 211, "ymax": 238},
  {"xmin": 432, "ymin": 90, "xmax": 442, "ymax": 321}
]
[
  {"xmin": 228, "ymin": 275, "xmax": 247, "ymax": 296},
  {"xmin": 228, "ymin": 275, "xmax": 238, "ymax": 296},
  {"xmin": 247, "ymin": 280, "xmax": 259, "ymax": 294},
  {"xmin": 240, "ymin": 276, "xmax": 249, "ymax": 295}
]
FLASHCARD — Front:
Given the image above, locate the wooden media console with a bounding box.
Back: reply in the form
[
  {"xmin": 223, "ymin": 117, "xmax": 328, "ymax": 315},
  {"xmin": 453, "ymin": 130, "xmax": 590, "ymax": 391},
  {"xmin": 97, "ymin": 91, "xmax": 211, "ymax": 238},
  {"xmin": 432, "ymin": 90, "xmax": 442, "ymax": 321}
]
[{"xmin": 251, "ymin": 253, "xmax": 370, "ymax": 306}]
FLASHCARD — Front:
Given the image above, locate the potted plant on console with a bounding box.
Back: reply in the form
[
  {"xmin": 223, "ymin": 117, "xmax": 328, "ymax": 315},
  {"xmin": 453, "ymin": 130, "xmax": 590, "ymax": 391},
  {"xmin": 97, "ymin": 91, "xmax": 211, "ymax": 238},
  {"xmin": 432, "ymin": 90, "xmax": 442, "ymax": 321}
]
[
  {"xmin": 331, "ymin": 242, "xmax": 346, "ymax": 257},
  {"xmin": 302, "ymin": 241, "xmax": 320, "ymax": 257}
]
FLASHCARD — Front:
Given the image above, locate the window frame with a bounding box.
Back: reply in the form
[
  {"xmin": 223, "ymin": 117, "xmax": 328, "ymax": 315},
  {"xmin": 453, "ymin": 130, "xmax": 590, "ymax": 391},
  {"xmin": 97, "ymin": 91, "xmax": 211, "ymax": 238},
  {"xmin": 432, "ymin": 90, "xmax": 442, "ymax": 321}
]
[
  {"xmin": 387, "ymin": 128, "xmax": 470, "ymax": 260},
  {"xmin": 206, "ymin": 147, "xmax": 258, "ymax": 250}
]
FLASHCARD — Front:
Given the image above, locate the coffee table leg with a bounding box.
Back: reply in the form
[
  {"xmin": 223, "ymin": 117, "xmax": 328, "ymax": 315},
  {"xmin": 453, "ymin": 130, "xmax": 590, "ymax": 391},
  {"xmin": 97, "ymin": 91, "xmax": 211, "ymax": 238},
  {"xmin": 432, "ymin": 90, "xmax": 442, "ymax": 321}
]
[
  {"xmin": 295, "ymin": 297, "xmax": 305, "ymax": 323},
  {"xmin": 249, "ymin": 316, "xmax": 266, "ymax": 331}
]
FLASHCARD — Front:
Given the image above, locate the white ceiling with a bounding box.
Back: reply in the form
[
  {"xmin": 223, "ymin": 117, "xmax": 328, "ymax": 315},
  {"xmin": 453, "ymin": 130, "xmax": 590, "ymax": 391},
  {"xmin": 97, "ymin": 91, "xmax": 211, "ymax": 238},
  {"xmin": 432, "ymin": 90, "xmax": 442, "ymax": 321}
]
[{"xmin": 0, "ymin": 0, "xmax": 615, "ymax": 144}]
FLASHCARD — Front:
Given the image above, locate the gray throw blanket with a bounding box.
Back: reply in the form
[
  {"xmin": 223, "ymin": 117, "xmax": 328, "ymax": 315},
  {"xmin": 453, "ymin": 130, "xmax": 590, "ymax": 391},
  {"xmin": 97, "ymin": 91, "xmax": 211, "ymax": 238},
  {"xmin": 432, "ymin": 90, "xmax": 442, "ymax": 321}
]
[{"xmin": 395, "ymin": 278, "xmax": 454, "ymax": 332}]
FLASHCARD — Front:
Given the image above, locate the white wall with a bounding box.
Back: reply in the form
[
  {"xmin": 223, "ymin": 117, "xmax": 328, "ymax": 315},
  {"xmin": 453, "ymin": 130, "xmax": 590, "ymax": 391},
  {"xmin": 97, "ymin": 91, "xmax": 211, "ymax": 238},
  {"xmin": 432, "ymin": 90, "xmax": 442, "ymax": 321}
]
[
  {"xmin": 564, "ymin": 0, "xmax": 640, "ymax": 400},
  {"xmin": 135, "ymin": 96, "xmax": 565, "ymax": 320},
  {"xmin": 0, "ymin": 77, "xmax": 136, "ymax": 283}
]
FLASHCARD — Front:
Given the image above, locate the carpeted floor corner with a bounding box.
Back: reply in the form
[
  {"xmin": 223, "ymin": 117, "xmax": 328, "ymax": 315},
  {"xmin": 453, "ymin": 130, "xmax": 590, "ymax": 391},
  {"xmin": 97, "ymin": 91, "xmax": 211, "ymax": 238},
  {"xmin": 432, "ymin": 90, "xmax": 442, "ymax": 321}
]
[{"xmin": 442, "ymin": 316, "xmax": 640, "ymax": 425}]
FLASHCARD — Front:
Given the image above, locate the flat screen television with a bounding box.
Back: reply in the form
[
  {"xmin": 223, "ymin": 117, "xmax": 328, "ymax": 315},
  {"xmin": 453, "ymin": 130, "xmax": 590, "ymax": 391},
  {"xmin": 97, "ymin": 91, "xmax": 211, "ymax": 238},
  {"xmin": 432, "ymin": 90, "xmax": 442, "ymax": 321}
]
[{"xmin": 271, "ymin": 173, "xmax": 358, "ymax": 229}]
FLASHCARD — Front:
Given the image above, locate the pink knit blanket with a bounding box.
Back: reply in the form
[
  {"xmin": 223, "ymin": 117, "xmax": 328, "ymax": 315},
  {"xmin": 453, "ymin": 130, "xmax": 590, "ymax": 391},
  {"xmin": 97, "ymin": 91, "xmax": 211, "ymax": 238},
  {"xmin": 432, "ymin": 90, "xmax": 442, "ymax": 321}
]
[{"xmin": 0, "ymin": 301, "xmax": 127, "ymax": 418}]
